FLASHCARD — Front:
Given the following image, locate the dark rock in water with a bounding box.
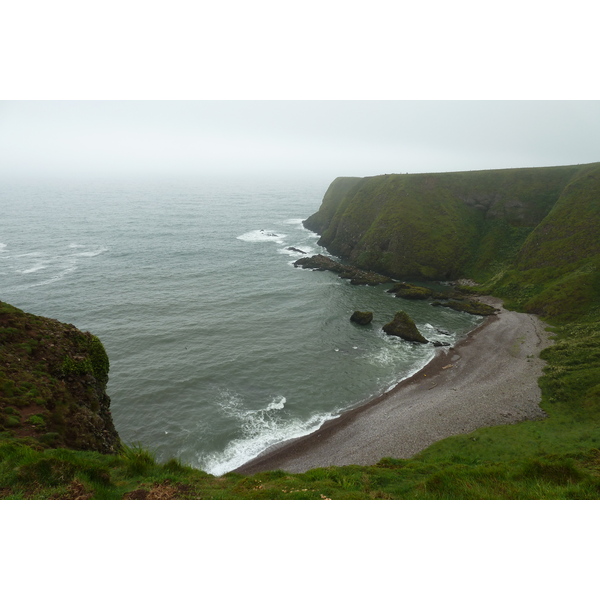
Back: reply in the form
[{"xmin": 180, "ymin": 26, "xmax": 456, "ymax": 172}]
[
  {"xmin": 433, "ymin": 299, "xmax": 497, "ymax": 316},
  {"xmin": 386, "ymin": 282, "xmax": 435, "ymax": 300},
  {"xmin": 436, "ymin": 328, "xmax": 450, "ymax": 336},
  {"xmin": 350, "ymin": 311, "xmax": 373, "ymax": 325},
  {"xmin": 386, "ymin": 282, "xmax": 467, "ymax": 301},
  {"xmin": 294, "ymin": 254, "xmax": 392, "ymax": 285},
  {"xmin": 382, "ymin": 311, "xmax": 429, "ymax": 343},
  {"xmin": 432, "ymin": 341, "xmax": 451, "ymax": 347},
  {"xmin": 287, "ymin": 247, "xmax": 307, "ymax": 254}
]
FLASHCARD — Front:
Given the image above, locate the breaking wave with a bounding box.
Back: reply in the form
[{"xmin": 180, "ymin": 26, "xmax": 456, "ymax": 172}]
[
  {"xmin": 195, "ymin": 390, "xmax": 337, "ymax": 476},
  {"xmin": 237, "ymin": 229, "xmax": 286, "ymax": 243}
]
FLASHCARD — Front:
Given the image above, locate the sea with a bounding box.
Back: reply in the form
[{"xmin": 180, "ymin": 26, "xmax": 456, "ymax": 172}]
[{"xmin": 0, "ymin": 176, "xmax": 482, "ymax": 475}]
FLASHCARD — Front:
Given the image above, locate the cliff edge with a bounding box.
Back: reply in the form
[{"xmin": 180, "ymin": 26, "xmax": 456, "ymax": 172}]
[
  {"xmin": 304, "ymin": 162, "xmax": 600, "ymax": 319},
  {"xmin": 0, "ymin": 301, "xmax": 120, "ymax": 453}
]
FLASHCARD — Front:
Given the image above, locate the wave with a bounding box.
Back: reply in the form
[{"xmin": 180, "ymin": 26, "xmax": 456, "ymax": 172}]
[
  {"xmin": 0, "ymin": 243, "xmax": 7, "ymax": 252},
  {"xmin": 283, "ymin": 218, "xmax": 308, "ymax": 231},
  {"xmin": 381, "ymin": 353, "xmax": 436, "ymax": 393},
  {"xmin": 75, "ymin": 246, "xmax": 108, "ymax": 257},
  {"xmin": 236, "ymin": 229, "xmax": 287, "ymax": 244},
  {"xmin": 421, "ymin": 322, "xmax": 459, "ymax": 345},
  {"xmin": 28, "ymin": 264, "xmax": 78, "ymax": 288},
  {"xmin": 18, "ymin": 263, "xmax": 48, "ymax": 274},
  {"xmin": 195, "ymin": 391, "xmax": 337, "ymax": 476},
  {"xmin": 4, "ymin": 243, "xmax": 108, "ymax": 291}
]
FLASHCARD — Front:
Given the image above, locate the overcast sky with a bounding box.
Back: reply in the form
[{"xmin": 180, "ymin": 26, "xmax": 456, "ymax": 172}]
[
  {"xmin": 2, "ymin": 3, "xmax": 599, "ymax": 183},
  {"xmin": 1, "ymin": 101, "xmax": 599, "ymax": 181}
]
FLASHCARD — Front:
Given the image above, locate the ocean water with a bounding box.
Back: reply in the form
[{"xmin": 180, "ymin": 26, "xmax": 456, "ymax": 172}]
[{"xmin": 0, "ymin": 176, "xmax": 481, "ymax": 475}]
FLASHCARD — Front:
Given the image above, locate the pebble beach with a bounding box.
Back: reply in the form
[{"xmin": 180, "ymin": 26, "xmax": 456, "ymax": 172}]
[{"xmin": 236, "ymin": 297, "xmax": 553, "ymax": 474}]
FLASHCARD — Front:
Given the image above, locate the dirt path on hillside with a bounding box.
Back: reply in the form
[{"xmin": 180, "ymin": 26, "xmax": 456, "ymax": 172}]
[{"xmin": 235, "ymin": 297, "xmax": 553, "ymax": 475}]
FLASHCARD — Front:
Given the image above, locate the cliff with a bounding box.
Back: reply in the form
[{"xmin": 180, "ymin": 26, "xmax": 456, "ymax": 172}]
[
  {"xmin": 1, "ymin": 161, "xmax": 600, "ymax": 498},
  {"xmin": 0, "ymin": 301, "xmax": 120, "ymax": 453},
  {"xmin": 305, "ymin": 162, "xmax": 600, "ymax": 319}
]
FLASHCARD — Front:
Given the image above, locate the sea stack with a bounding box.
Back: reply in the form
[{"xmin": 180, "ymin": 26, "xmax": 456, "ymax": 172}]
[
  {"xmin": 350, "ymin": 311, "xmax": 373, "ymax": 325},
  {"xmin": 382, "ymin": 311, "xmax": 429, "ymax": 343}
]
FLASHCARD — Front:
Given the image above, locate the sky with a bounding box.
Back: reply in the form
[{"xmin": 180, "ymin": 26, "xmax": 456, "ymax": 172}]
[
  {"xmin": 1, "ymin": 100, "xmax": 599, "ymax": 181},
  {"xmin": 2, "ymin": 2, "xmax": 599, "ymax": 183}
]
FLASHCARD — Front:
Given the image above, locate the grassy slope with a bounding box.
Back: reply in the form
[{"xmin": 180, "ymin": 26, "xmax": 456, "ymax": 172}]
[
  {"xmin": 2, "ymin": 162, "xmax": 600, "ymax": 499},
  {"xmin": 314, "ymin": 164, "xmax": 581, "ymax": 281}
]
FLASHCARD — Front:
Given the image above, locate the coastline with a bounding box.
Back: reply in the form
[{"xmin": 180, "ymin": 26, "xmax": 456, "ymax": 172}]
[{"xmin": 234, "ymin": 296, "xmax": 553, "ymax": 475}]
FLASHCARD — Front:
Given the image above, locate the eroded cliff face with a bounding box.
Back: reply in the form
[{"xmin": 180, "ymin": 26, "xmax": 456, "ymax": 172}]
[
  {"xmin": 0, "ymin": 301, "xmax": 120, "ymax": 453},
  {"xmin": 304, "ymin": 164, "xmax": 592, "ymax": 282}
]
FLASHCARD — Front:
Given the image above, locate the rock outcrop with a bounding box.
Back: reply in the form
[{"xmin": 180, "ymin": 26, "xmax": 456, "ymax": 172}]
[
  {"xmin": 386, "ymin": 282, "xmax": 465, "ymax": 301},
  {"xmin": 294, "ymin": 254, "xmax": 392, "ymax": 285},
  {"xmin": 382, "ymin": 311, "xmax": 429, "ymax": 343},
  {"xmin": 304, "ymin": 163, "xmax": 600, "ymax": 320},
  {"xmin": 431, "ymin": 299, "xmax": 498, "ymax": 316},
  {"xmin": 350, "ymin": 311, "xmax": 373, "ymax": 325},
  {"xmin": 0, "ymin": 301, "xmax": 120, "ymax": 453}
]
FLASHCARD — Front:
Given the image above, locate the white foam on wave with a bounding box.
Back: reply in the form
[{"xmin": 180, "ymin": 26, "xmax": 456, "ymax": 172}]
[
  {"xmin": 237, "ymin": 229, "xmax": 287, "ymax": 244},
  {"xmin": 366, "ymin": 344, "xmax": 397, "ymax": 366},
  {"xmin": 76, "ymin": 246, "xmax": 108, "ymax": 257},
  {"xmin": 381, "ymin": 353, "xmax": 436, "ymax": 393},
  {"xmin": 363, "ymin": 329, "xmax": 437, "ymax": 392},
  {"xmin": 421, "ymin": 322, "xmax": 459, "ymax": 345},
  {"xmin": 196, "ymin": 391, "xmax": 337, "ymax": 476},
  {"xmin": 29, "ymin": 264, "xmax": 78, "ymax": 288},
  {"xmin": 5, "ymin": 241, "xmax": 109, "ymax": 292},
  {"xmin": 266, "ymin": 395, "xmax": 286, "ymax": 410},
  {"xmin": 0, "ymin": 242, "xmax": 7, "ymax": 252},
  {"xmin": 283, "ymin": 218, "xmax": 311, "ymax": 231},
  {"xmin": 18, "ymin": 263, "xmax": 48, "ymax": 274}
]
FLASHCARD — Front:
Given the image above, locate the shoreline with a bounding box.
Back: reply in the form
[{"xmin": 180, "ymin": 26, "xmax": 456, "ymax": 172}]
[{"xmin": 234, "ymin": 296, "xmax": 553, "ymax": 475}]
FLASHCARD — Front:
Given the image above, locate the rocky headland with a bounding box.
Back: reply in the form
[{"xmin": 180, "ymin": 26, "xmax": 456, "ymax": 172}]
[
  {"xmin": 294, "ymin": 254, "xmax": 392, "ymax": 285},
  {"xmin": 0, "ymin": 301, "xmax": 120, "ymax": 453}
]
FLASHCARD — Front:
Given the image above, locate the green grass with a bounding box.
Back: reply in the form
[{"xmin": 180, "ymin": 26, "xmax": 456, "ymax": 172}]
[
  {"xmin": 1, "ymin": 308, "xmax": 598, "ymax": 500},
  {"xmin": 1, "ymin": 435, "xmax": 599, "ymax": 499},
  {"xmin": 310, "ymin": 164, "xmax": 585, "ymax": 281}
]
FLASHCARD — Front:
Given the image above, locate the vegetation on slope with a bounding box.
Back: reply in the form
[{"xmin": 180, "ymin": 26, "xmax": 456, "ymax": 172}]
[
  {"xmin": 2, "ymin": 432, "xmax": 600, "ymax": 499},
  {"xmin": 2, "ymin": 162, "xmax": 599, "ymax": 499},
  {"xmin": 307, "ymin": 164, "xmax": 584, "ymax": 281},
  {"xmin": 0, "ymin": 301, "xmax": 120, "ymax": 454}
]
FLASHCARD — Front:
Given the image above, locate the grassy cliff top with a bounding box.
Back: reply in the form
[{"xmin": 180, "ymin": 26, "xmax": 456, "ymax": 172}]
[{"xmin": 304, "ymin": 162, "xmax": 600, "ymax": 322}]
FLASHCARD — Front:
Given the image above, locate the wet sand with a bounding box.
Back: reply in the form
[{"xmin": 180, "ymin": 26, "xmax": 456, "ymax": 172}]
[{"xmin": 235, "ymin": 297, "xmax": 552, "ymax": 475}]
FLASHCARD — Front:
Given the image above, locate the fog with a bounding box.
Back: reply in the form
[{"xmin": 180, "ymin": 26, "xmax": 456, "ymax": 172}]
[{"xmin": 1, "ymin": 100, "xmax": 599, "ymax": 182}]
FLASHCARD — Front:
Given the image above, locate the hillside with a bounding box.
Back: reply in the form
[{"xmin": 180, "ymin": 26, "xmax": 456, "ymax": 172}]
[
  {"xmin": 2, "ymin": 162, "xmax": 600, "ymax": 499},
  {"xmin": 304, "ymin": 163, "xmax": 600, "ymax": 320}
]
